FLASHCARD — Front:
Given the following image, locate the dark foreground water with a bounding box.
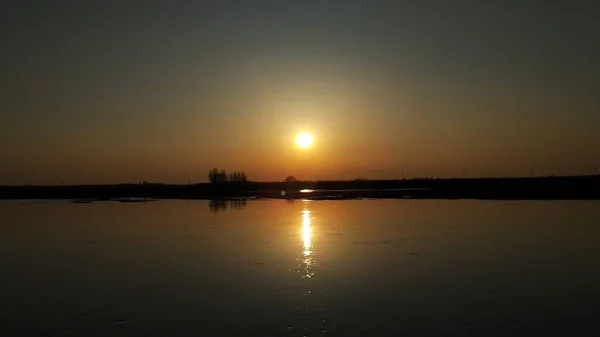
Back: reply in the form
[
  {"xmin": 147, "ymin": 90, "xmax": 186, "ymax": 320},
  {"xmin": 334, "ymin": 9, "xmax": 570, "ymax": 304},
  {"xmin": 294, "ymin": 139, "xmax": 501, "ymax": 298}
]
[{"xmin": 1, "ymin": 199, "xmax": 599, "ymax": 336}]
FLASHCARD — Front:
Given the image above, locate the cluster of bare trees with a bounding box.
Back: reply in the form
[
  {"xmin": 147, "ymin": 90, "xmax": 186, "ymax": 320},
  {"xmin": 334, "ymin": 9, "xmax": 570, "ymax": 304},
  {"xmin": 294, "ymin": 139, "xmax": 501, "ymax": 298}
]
[{"xmin": 208, "ymin": 168, "xmax": 248, "ymax": 184}]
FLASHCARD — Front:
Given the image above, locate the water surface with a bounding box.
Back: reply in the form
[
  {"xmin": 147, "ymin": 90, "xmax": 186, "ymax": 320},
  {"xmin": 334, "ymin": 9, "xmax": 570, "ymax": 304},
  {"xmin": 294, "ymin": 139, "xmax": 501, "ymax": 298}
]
[{"xmin": 1, "ymin": 199, "xmax": 599, "ymax": 336}]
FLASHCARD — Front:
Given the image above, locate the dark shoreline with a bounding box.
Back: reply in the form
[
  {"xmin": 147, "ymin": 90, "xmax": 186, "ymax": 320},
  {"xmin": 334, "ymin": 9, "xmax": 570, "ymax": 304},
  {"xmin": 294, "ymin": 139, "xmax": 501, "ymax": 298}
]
[{"xmin": 1, "ymin": 175, "xmax": 599, "ymax": 201}]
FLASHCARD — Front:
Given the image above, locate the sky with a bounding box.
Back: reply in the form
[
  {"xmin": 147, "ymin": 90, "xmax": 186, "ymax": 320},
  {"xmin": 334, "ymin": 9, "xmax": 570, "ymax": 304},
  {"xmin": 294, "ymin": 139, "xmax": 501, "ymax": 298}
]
[{"xmin": 1, "ymin": 0, "xmax": 599, "ymax": 184}]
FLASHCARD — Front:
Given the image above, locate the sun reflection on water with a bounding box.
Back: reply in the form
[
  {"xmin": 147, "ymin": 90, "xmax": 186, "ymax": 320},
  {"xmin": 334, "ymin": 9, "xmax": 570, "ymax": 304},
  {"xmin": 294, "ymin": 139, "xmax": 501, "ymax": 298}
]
[
  {"xmin": 297, "ymin": 201, "xmax": 316, "ymax": 279},
  {"xmin": 302, "ymin": 209, "xmax": 312, "ymax": 256}
]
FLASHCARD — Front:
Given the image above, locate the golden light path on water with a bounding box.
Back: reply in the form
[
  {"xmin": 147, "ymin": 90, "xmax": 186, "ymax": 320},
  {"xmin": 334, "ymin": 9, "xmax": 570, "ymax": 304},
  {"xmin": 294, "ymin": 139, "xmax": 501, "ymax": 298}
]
[
  {"xmin": 300, "ymin": 201, "xmax": 315, "ymax": 278},
  {"xmin": 302, "ymin": 209, "xmax": 312, "ymax": 256}
]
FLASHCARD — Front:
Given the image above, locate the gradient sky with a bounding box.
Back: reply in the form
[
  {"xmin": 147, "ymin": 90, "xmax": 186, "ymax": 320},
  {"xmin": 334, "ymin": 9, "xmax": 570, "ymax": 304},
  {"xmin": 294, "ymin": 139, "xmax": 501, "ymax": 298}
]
[{"xmin": 2, "ymin": 0, "xmax": 599, "ymax": 184}]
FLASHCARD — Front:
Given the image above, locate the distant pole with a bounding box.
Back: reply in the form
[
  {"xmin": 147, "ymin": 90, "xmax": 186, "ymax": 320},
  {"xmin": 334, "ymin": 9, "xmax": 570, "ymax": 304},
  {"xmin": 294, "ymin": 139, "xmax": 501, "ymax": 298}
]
[
  {"xmin": 401, "ymin": 172, "xmax": 404, "ymax": 180},
  {"xmin": 595, "ymin": 166, "xmax": 598, "ymax": 175},
  {"xmin": 342, "ymin": 172, "xmax": 344, "ymax": 181},
  {"xmin": 530, "ymin": 168, "xmax": 534, "ymax": 178},
  {"xmin": 463, "ymin": 171, "xmax": 466, "ymax": 179}
]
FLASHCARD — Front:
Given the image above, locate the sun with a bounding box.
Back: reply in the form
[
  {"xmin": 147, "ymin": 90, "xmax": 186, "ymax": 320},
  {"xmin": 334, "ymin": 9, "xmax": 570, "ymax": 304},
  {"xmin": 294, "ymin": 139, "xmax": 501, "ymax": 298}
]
[{"xmin": 296, "ymin": 132, "xmax": 313, "ymax": 149}]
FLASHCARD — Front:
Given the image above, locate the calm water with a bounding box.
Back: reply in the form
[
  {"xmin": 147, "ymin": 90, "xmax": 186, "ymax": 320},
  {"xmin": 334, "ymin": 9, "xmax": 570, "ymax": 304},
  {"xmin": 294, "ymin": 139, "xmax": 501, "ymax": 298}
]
[{"xmin": 1, "ymin": 199, "xmax": 599, "ymax": 336}]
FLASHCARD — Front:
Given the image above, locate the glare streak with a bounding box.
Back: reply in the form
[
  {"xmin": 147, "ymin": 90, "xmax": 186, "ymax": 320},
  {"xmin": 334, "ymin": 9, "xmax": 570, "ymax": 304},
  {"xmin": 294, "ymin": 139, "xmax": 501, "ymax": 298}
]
[
  {"xmin": 302, "ymin": 209, "xmax": 312, "ymax": 256},
  {"xmin": 296, "ymin": 202, "xmax": 316, "ymax": 279}
]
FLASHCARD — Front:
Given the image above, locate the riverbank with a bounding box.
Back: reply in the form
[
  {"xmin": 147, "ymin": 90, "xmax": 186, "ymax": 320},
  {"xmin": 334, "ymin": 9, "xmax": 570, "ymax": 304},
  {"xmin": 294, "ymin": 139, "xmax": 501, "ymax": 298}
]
[{"xmin": 1, "ymin": 175, "xmax": 599, "ymax": 200}]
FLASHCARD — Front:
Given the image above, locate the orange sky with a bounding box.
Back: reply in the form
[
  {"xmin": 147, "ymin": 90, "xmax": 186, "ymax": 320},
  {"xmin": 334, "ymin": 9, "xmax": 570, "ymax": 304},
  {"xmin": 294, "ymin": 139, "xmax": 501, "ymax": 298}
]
[{"xmin": 2, "ymin": 1, "xmax": 599, "ymax": 184}]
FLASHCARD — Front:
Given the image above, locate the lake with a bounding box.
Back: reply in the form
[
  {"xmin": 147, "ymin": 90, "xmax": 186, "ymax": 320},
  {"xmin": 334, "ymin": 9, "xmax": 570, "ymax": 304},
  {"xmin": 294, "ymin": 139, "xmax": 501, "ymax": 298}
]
[{"xmin": 1, "ymin": 199, "xmax": 599, "ymax": 336}]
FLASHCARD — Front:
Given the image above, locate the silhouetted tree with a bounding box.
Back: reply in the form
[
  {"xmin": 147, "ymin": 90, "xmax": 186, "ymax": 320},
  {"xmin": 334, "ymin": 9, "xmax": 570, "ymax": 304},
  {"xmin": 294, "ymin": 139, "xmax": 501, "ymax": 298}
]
[
  {"xmin": 285, "ymin": 176, "xmax": 298, "ymax": 183},
  {"xmin": 209, "ymin": 169, "xmax": 248, "ymax": 184},
  {"xmin": 208, "ymin": 168, "xmax": 218, "ymax": 184},
  {"xmin": 209, "ymin": 168, "xmax": 228, "ymax": 184},
  {"xmin": 231, "ymin": 171, "xmax": 248, "ymax": 183}
]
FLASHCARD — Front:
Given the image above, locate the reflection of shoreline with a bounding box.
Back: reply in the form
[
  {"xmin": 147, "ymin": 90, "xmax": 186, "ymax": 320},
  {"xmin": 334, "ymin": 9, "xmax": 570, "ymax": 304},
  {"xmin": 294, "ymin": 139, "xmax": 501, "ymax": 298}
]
[{"xmin": 209, "ymin": 199, "xmax": 247, "ymax": 213}]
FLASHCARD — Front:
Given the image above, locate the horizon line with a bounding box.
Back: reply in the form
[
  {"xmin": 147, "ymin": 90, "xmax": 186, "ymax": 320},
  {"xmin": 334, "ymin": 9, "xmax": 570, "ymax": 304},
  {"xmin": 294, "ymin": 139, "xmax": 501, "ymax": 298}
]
[{"xmin": 1, "ymin": 173, "xmax": 598, "ymax": 188}]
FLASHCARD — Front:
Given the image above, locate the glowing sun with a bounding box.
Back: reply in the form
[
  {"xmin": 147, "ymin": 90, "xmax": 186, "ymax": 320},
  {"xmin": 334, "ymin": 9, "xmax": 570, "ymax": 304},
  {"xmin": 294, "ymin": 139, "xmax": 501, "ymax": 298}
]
[{"xmin": 296, "ymin": 132, "xmax": 313, "ymax": 149}]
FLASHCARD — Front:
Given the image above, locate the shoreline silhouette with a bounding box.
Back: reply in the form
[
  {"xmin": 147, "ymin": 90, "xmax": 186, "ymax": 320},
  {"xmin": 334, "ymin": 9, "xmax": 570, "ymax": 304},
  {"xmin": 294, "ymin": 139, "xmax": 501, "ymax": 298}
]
[{"xmin": 1, "ymin": 175, "xmax": 599, "ymax": 201}]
